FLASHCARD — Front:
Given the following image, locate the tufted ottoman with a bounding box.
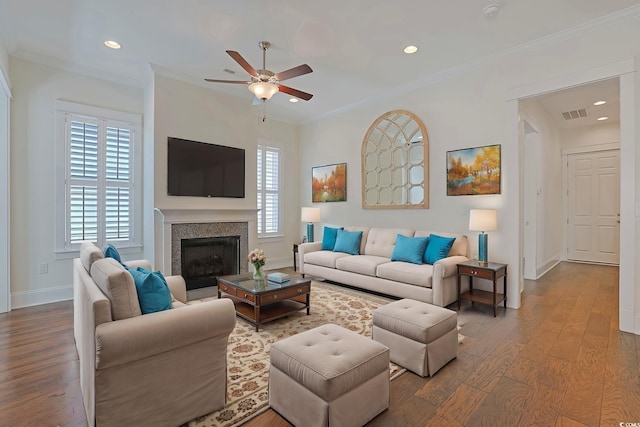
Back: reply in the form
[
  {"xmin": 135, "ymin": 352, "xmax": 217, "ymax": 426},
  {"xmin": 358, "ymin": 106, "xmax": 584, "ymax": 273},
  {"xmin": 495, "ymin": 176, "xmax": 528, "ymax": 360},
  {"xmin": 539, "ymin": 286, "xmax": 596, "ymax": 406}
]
[
  {"xmin": 372, "ymin": 298, "xmax": 457, "ymax": 377},
  {"xmin": 268, "ymin": 323, "xmax": 390, "ymax": 427}
]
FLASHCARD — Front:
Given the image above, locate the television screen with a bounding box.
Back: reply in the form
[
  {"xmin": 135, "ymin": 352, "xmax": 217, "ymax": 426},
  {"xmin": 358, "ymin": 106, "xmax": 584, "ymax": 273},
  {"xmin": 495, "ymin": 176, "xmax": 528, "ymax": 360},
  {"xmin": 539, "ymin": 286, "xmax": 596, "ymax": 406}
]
[{"xmin": 167, "ymin": 137, "xmax": 245, "ymax": 198}]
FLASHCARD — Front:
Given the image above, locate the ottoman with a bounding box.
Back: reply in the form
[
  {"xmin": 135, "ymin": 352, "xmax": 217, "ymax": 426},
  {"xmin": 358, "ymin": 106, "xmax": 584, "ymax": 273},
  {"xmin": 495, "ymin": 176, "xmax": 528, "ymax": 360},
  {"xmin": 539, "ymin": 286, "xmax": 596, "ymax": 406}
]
[
  {"xmin": 372, "ymin": 298, "xmax": 457, "ymax": 377},
  {"xmin": 269, "ymin": 323, "xmax": 390, "ymax": 427}
]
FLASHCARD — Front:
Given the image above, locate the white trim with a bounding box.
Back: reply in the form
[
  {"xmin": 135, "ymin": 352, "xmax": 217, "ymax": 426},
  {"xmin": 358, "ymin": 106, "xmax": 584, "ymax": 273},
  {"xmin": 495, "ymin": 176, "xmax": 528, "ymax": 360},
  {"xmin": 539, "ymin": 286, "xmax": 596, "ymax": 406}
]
[
  {"xmin": 562, "ymin": 142, "xmax": 620, "ymax": 155},
  {"xmin": 55, "ymin": 100, "xmax": 142, "ymax": 125},
  {"xmin": 11, "ymin": 285, "xmax": 73, "ymax": 309},
  {"xmin": 537, "ymin": 256, "xmax": 562, "ymax": 279},
  {"xmin": 0, "ymin": 67, "xmax": 9, "ymax": 313}
]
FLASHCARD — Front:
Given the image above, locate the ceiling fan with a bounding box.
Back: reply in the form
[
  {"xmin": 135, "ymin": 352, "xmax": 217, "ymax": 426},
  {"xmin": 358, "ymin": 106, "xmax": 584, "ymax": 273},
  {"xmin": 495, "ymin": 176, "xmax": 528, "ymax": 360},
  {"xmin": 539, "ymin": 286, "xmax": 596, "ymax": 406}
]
[{"xmin": 205, "ymin": 41, "xmax": 313, "ymax": 102}]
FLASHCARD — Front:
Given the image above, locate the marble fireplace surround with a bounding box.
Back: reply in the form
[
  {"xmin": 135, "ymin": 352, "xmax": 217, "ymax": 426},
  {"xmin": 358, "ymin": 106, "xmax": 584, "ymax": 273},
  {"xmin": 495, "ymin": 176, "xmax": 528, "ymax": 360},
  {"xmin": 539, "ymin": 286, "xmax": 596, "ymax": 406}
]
[{"xmin": 154, "ymin": 208, "xmax": 258, "ymax": 277}]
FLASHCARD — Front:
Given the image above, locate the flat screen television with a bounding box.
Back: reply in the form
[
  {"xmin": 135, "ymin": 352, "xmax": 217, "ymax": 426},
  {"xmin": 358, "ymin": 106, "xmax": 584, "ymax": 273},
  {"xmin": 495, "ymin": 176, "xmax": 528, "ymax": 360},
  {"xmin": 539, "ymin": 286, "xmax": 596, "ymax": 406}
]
[{"xmin": 167, "ymin": 137, "xmax": 245, "ymax": 198}]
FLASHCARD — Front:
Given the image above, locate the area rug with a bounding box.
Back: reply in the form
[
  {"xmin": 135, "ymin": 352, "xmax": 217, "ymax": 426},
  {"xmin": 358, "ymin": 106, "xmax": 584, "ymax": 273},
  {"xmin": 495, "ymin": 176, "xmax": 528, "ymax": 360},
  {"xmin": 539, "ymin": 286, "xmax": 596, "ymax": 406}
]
[{"xmin": 187, "ymin": 281, "xmax": 406, "ymax": 427}]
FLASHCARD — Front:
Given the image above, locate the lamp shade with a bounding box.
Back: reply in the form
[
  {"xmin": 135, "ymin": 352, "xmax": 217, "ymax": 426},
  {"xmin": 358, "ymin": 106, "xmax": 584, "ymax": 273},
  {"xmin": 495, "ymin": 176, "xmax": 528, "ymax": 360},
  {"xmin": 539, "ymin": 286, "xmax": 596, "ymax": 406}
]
[
  {"xmin": 249, "ymin": 82, "xmax": 279, "ymax": 100},
  {"xmin": 469, "ymin": 209, "xmax": 497, "ymax": 232},
  {"xmin": 301, "ymin": 207, "xmax": 320, "ymax": 223}
]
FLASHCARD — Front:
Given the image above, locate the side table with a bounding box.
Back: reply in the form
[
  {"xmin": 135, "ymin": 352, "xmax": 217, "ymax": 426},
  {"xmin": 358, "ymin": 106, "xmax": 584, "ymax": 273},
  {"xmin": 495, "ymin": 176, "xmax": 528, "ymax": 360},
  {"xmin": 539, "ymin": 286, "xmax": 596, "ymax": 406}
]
[
  {"xmin": 457, "ymin": 260, "xmax": 508, "ymax": 317},
  {"xmin": 293, "ymin": 243, "xmax": 299, "ymax": 271}
]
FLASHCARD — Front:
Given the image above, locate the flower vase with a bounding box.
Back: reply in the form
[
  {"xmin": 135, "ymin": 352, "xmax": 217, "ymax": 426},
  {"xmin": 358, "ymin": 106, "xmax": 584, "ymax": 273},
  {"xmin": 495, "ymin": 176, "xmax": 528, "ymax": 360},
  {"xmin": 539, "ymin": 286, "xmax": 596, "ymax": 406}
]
[{"xmin": 253, "ymin": 265, "xmax": 264, "ymax": 281}]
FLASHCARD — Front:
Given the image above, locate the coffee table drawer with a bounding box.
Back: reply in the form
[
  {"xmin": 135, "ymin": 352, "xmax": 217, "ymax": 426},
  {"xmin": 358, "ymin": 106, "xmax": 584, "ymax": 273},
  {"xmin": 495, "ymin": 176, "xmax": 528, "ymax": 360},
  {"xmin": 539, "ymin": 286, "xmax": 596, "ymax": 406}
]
[
  {"xmin": 218, "ymin": 282, "xmax": 237, "ymax": 296},
  {"xmin": 287, "ymin": 284, "xmax": 310, "ymax": 297},
  {"xmin": 237, "ymin": 291, "xmax": 256, "ymax": 303}
]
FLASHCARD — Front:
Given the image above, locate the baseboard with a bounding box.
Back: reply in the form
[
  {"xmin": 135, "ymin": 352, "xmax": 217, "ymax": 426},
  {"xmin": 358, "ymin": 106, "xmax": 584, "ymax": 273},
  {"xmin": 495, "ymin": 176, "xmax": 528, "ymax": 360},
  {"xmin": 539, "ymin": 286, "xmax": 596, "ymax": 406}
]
[
  {"xmin": 11, "ymin": 285, "xmax": 73, "ymax": 309},
  {"xmin": 537, "ymin": 255, "xmax": 561, "ymax": 279}
]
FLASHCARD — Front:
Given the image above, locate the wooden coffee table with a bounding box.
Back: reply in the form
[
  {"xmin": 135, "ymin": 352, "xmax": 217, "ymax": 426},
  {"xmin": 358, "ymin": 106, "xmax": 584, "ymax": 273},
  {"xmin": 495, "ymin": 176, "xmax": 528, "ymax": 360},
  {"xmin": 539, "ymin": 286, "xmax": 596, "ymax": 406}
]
[{"xmin": 217, "ymin": 272, "xmax": 311, "ymax": 331}]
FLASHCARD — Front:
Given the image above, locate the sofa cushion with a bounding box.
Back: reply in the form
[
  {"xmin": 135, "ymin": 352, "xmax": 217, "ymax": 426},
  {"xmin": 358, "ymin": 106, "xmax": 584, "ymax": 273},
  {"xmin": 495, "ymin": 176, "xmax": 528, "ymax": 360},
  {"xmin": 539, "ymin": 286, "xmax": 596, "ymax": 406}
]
[
  {"xmin": 376, "ymin": 262, "xmax": 433, "ymax": 288},
  {"xmin": 321, "ymin": 226, "xmax": 343, "ymax": 250},
  {"xmin": 80, "ymin": 241, "xmax": 104, "ymax": 272},
  {"xmin": 334, "ymin": 229, "xmax": 363, "ymax": 255},
  {"xmin": 304, "ymin": 250, "xmax": 351, "ymax": 269},
  {"xmin": 414, "ymin": 230, "xmax": 469, "ymax": 258},
  {"xmin": 335, "ymin": 255, "xmax": 390, "ymax": 277},
  {"xmin": 391, "ymin": 234, "xmax": 429, "ymax": 265},
  {"xmin": 90, "ymin": 257, "xmax": 142, "ymax": 320},
  {"xmin": 127, "ymin": 267, "xmax": 172, "ymax": 314},
  {"xmin": 364, "ymin": 228, "xmax": 414, "ymax": 258},
  {"xmin": 424, "ymin": 234, "xmax": 456, "ymax": 264}
]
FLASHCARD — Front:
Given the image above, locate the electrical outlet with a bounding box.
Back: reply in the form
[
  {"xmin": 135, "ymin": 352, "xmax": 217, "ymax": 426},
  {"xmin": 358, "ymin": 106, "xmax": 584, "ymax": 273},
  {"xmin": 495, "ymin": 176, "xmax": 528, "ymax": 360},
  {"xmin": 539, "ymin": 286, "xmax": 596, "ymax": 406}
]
[{"xmin": 39, "ymin": 263, "xmax": 48, "ymax": 274}]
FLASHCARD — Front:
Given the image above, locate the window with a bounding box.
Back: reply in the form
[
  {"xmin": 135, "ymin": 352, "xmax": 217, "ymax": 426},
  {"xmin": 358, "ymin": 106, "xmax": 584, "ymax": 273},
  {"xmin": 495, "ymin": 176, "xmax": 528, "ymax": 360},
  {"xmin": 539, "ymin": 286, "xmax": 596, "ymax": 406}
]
[
  {"xmin": 257, "ymin": 144, "xmax": 281, "ymax": 237},
  {"xmin": 56, "ymin": 101, "xmax": 142, "ymax": 252}
]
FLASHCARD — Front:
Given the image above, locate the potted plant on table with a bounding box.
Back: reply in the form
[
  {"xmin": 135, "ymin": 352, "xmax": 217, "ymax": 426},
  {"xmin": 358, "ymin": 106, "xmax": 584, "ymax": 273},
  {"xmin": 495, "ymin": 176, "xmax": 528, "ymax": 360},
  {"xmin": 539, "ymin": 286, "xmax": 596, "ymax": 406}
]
[{"xmin": 248, "ymin": 248, "xmax": 266, "ymax": 280}]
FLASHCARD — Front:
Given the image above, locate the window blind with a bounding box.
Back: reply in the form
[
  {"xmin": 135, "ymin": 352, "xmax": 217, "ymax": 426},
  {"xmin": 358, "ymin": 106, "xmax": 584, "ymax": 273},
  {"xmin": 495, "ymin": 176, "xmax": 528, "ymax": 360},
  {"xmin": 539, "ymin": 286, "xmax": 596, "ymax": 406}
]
[
  {"xmin": 66, "ymin": 116, "xmax": 134, "ymax": 247},
  {"xmin": 257, "ymin": 145, "xmax": 280, "ymax": 236}
]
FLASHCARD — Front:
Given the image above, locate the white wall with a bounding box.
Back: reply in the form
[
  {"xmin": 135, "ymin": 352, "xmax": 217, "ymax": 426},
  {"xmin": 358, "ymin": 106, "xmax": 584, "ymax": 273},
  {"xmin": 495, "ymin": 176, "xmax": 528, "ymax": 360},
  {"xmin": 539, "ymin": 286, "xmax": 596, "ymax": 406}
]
[
  {"xmin": 9, "ymin": 57, "xmax": 143, "ymax": 308},
  {"xmin": 152, "ymin": 75, "xmax": 300, "ymax": 270},
  {"xmin": 561, "ymin": 121, "xmax": 620, "ymax": 149},
  {"xmin": 298, "ymin": 14, "xmax": 640, "ymax": 320},
  {"xmin": 520, "ymin": 99, "xmax": 563, "ymax": 275}
]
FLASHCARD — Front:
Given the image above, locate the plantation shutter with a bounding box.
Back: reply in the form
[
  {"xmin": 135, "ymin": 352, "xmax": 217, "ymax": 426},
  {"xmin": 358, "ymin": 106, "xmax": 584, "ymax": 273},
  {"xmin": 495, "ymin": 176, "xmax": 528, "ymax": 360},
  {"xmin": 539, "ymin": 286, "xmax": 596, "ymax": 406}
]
[
  {"xmin": 257, "ymin": 145, "xmax": 280, "ymax": 236},
  {"xmin": 68, "ymin": 120, "xmax": 99, "ymax": 243},
  {"xmin": 66, "ymin": 115, "xmax": 135, "ymax": 248}
]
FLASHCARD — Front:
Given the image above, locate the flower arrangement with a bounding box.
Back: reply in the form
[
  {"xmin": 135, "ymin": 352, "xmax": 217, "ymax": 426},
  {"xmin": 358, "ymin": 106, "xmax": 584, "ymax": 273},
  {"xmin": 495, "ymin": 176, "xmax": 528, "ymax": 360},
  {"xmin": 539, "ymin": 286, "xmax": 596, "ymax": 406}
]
[{"xmin": 248, "ymin": 248, "xmax": 266, "ymax": 279}]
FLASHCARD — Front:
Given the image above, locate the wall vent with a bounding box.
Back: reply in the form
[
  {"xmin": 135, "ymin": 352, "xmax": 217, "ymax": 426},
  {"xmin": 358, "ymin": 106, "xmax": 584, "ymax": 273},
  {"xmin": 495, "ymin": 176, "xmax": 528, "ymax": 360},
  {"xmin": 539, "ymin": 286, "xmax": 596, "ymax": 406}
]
[{"xmin": 561, "ymin": 108, "xmax": 588, "ymax": 120}]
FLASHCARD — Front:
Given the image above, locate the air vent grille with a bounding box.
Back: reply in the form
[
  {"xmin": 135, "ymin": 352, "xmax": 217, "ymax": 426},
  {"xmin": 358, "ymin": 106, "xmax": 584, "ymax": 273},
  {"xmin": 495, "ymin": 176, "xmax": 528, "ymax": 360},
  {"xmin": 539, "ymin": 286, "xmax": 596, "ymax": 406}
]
[{"xmin": 561, "ymin": 108, "xmax": 588, "ymax": 120}]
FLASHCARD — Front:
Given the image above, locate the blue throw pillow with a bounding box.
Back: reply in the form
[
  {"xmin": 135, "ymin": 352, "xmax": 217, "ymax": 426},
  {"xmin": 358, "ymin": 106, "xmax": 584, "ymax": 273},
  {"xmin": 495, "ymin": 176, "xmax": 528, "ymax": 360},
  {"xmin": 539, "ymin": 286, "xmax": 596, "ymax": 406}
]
[
  {"xmin": 127, "ymin": 267, "xmax": 172, "ymax": 314},
  {"xmin": 423, "ymin": 234, "xmax": 456, "ymax": 264},
  {"xmin": 321, "ymin": 226, "xmax": 344, "ymax": 250},
  {"xmin": 391, "ymin": 234, "xmax": 429, "ymax": 265},
  {"xmin": 333, "ymin": 229, "xmax": 363, "ymax": 255},
  {"xmin": 104, "ymin": 243, "xmax": 123, "ymax": 265}
]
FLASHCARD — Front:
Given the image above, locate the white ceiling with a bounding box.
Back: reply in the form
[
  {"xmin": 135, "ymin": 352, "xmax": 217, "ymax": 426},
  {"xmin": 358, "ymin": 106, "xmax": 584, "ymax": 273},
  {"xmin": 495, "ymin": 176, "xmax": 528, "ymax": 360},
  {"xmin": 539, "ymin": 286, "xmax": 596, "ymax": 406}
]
[{"xmin": 0, "ymin": 0, "xmax": 637, "ymax": 123}]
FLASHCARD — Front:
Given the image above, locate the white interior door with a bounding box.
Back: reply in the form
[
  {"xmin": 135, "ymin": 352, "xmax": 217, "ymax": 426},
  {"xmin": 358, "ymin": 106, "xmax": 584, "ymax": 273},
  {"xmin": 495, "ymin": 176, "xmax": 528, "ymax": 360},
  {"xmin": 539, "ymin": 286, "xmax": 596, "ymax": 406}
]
[{"xmin": 567, "ymin": 149, "xmax": 620, "ymax": 264}]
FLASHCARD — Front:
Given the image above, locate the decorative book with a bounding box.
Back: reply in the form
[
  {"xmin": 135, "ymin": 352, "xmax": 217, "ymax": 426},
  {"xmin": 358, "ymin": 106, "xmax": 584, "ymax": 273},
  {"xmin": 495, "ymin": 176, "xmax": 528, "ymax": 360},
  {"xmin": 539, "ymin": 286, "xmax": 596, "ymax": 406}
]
[{"xmin": 268, "ymin": 272, "xmax": 291, "ymax": 283}]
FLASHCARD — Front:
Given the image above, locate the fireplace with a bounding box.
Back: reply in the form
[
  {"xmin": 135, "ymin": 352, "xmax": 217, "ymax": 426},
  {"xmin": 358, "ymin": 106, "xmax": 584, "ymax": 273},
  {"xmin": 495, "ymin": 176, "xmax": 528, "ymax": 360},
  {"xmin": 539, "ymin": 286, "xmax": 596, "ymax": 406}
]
[{"xmin": 181, "ymin": 236, "xmax": 240, "ymax": 290}]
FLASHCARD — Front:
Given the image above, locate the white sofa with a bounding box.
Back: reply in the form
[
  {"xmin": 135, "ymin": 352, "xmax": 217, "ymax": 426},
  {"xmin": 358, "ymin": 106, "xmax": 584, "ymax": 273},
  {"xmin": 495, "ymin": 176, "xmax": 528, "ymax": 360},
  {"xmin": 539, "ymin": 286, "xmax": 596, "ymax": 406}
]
[{"xmin": 298, "ymin": 227, "xmax": 469, "ymax": 307}]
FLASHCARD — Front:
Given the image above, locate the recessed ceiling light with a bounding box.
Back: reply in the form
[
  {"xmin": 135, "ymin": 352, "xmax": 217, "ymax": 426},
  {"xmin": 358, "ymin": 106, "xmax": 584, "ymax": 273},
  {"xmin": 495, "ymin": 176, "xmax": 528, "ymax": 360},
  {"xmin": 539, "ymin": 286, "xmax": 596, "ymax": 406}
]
[
  {"xmin": 597, "ymin": 116, "xmax": 609, "ymax": 121},
  {"xmin": 289, "ymin": 98, "xmax": 299, "ymax": 103},
  {"xmin": 593, "ymin": 100, "xmax": 606, "ymax": 106},
  {"xmin": 104, "ymin": 40, "xmax": 121, "ymax": 49},
  {"xmin": 403, "ymin": 45, "xmax": 418, "ymax": 54}
]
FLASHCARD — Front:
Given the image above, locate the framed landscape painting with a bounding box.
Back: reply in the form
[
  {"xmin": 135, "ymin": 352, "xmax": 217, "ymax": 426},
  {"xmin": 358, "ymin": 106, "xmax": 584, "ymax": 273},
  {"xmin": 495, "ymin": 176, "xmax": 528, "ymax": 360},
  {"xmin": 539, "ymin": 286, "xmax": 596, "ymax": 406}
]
[
  {"xmin": 312, "ymin": 163, "xmax": 347, "ymax": 202},
  {"xmin": 446, "ymin": 144, "xmax": 501, "ymax": 196}
]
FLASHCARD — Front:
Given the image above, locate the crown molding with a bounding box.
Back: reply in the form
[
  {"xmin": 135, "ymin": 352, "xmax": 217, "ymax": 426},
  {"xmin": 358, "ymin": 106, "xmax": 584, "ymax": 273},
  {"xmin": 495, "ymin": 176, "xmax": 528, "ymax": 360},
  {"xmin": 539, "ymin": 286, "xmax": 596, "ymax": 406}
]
[
  {"xmin": 303, "ymin": 4, "xmax": 640, "ymax": 125},
  {"xmin": 10, "ymin": 49, "xmax": 141, "ymax": 88}
]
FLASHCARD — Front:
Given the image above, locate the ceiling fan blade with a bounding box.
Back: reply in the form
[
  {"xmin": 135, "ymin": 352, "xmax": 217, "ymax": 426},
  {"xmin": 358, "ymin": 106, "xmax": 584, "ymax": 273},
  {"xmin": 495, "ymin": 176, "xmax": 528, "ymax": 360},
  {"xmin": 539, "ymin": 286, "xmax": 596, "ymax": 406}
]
[
  {"xmin": 274, "ymin": 64, "xmax": 313, "ymax": 82},
  {"xmin": 204, "ymin": 78, "xmax": 249, "ymax": 84},
  {"xmin": 278, "ymin": 85, "xmax": 313, "ymax": 101},
  {"xmin": 226, "ymin": 50, "xmax": 258, "ymax": 77}
]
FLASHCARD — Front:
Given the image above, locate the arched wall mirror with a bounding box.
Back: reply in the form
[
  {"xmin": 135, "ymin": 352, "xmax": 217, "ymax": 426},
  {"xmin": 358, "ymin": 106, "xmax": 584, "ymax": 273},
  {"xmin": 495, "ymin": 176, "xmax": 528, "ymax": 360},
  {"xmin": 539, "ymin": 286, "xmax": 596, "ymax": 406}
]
[{"xmin": 361, "ymin": 110, "xmax": 429, "ymax": 209}]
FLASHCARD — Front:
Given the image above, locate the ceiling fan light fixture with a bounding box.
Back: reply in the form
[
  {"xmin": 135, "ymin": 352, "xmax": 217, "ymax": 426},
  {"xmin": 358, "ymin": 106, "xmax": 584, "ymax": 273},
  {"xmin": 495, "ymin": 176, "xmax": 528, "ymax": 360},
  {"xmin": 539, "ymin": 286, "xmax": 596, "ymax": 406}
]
[{"xmin": 249, "ymin": 81, "xmax": 279, "ymax": 100}]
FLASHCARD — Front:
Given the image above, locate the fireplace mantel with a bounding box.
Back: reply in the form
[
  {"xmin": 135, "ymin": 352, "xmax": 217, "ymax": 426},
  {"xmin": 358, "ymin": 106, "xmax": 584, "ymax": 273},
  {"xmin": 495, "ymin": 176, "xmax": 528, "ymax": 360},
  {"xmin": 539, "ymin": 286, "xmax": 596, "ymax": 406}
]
[{"xmin": 154, "ymin": 208, "xmax": 258, "ymax": 275}]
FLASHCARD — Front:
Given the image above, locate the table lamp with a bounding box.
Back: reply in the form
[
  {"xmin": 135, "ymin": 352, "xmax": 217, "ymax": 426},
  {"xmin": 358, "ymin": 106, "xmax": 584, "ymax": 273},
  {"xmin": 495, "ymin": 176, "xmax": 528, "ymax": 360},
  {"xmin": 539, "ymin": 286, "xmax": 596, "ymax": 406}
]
[
  {"xmin": 301, "ymin": 207, "xmax": 320, "ymax": 243},
  {"xmin": 469, "ymin": 209, "xmax": 497, "ymax": 265}
]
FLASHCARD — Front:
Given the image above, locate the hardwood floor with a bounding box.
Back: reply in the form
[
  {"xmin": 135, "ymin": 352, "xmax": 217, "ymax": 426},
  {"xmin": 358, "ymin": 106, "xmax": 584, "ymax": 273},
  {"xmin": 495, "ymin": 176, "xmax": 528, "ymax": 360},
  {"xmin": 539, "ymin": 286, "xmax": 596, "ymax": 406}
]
[{"xmin": 0, "ymin": 262, "xmax": 637, "ymax": 426}]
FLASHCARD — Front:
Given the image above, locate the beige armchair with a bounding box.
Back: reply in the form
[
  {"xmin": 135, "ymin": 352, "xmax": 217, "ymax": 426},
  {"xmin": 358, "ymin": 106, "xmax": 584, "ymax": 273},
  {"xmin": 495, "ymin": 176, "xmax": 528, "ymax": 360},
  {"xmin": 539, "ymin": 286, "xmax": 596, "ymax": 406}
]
[{"xmin": 73, "ymin": 242, "xmax": 236, "ymax": 427}]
